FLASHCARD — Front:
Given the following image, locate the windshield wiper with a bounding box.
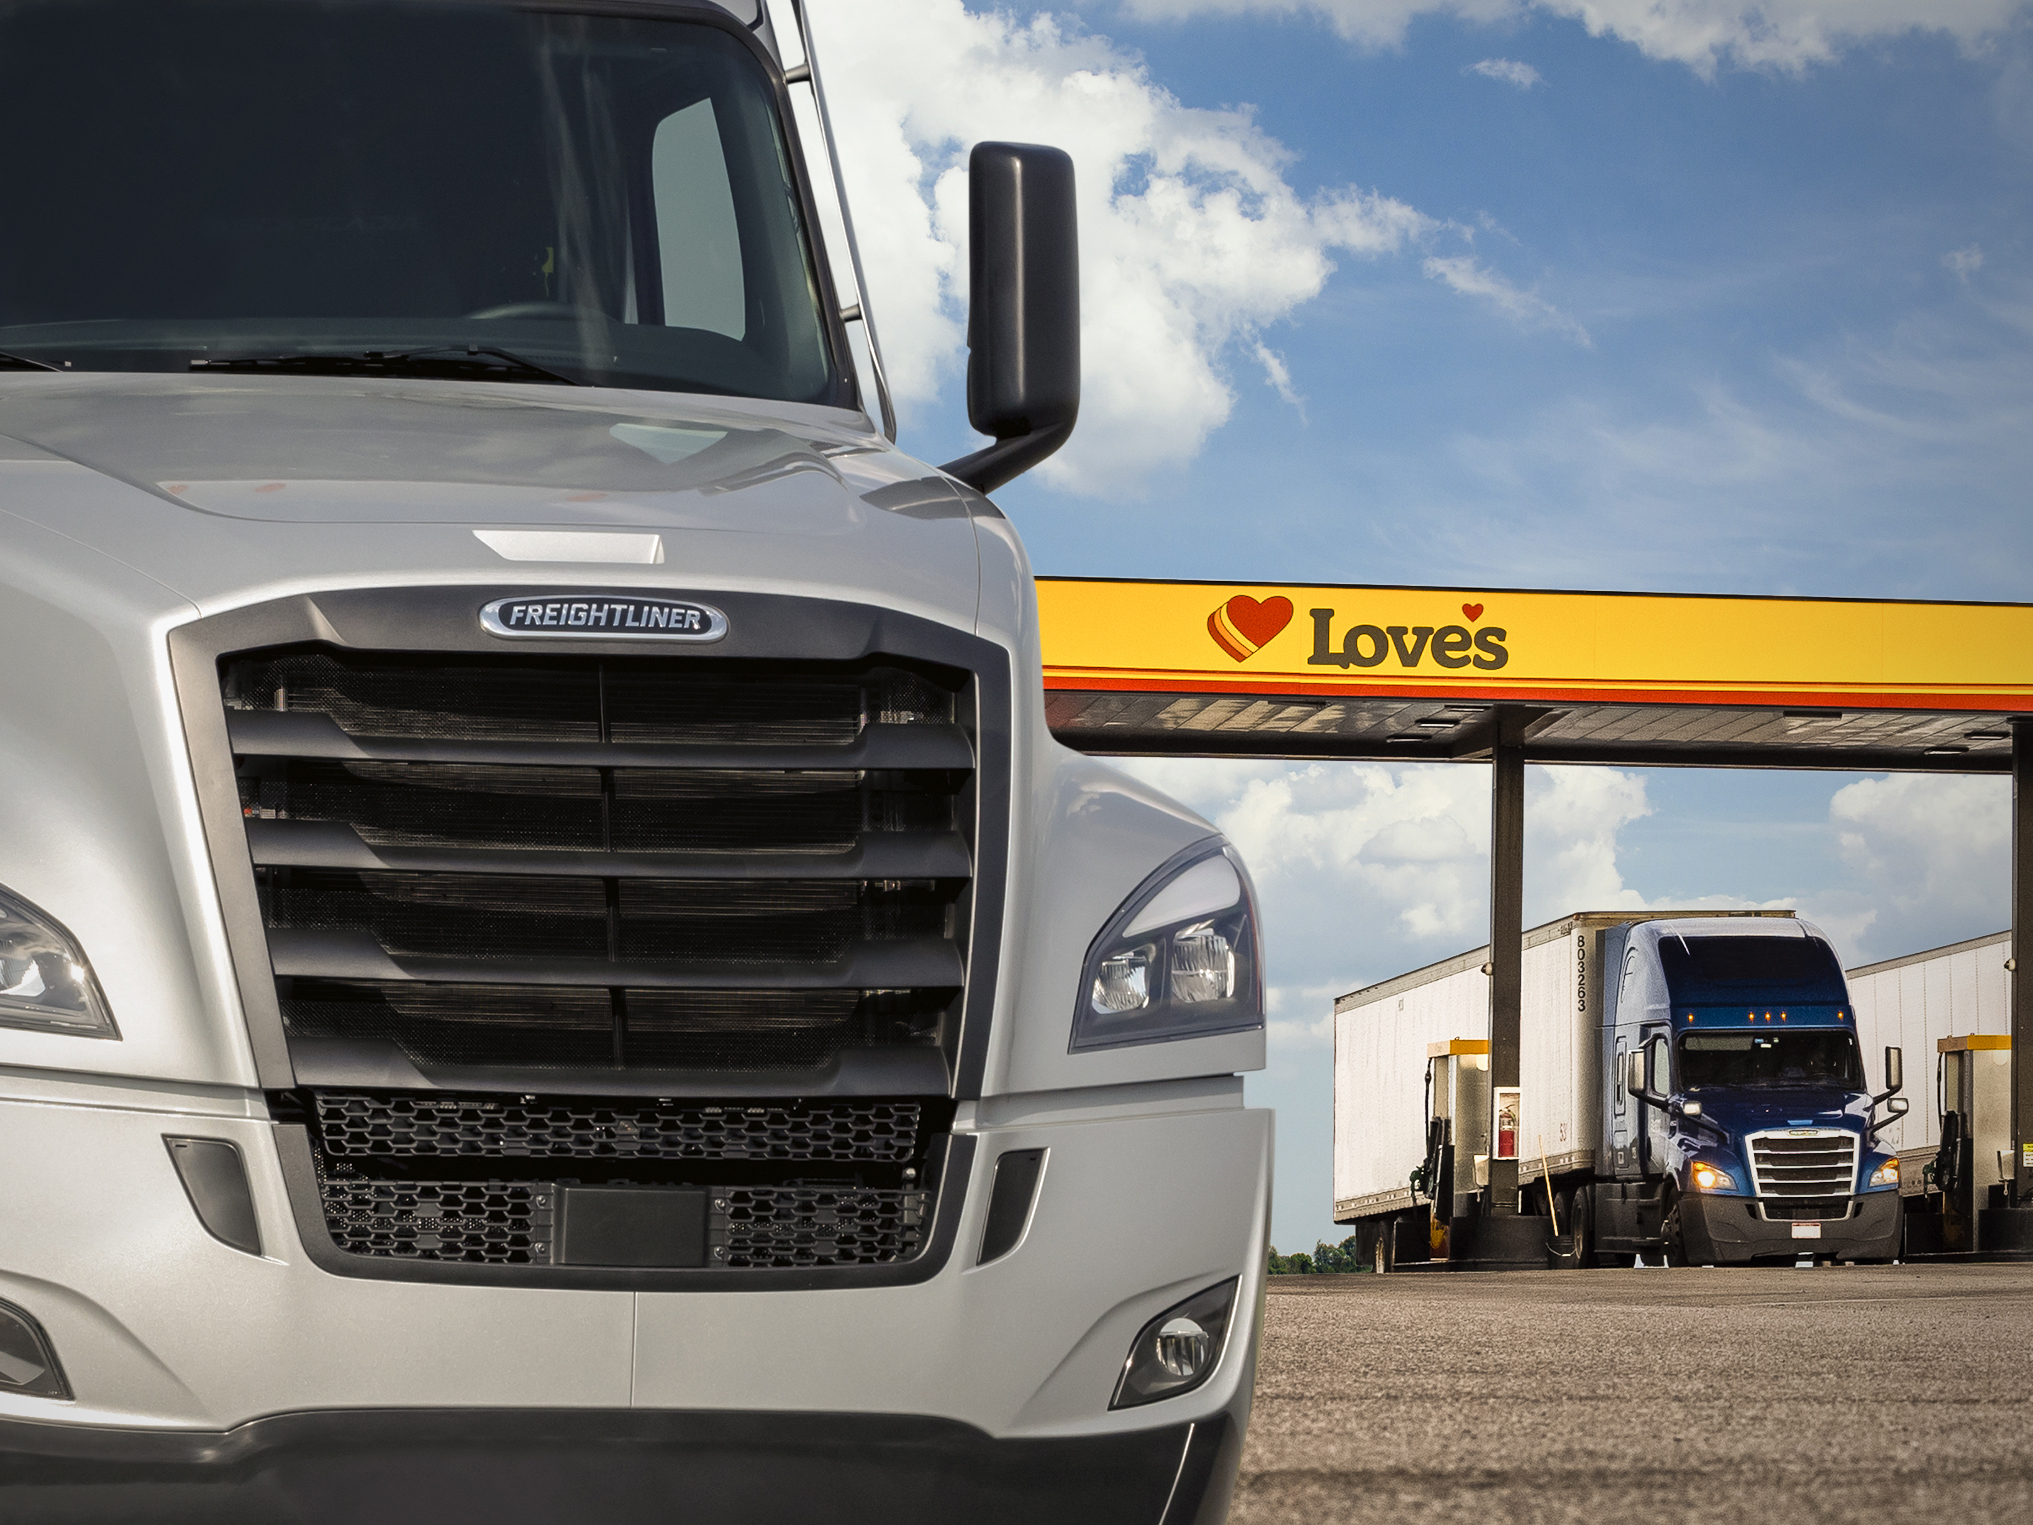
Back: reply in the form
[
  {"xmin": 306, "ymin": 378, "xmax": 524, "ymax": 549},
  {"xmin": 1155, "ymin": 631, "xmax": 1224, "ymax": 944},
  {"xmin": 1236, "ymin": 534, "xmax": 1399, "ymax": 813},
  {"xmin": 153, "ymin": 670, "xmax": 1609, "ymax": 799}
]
[
  {"xmin": 188, "ymin": 344, "xmax": 581, "ymax": 386},
  {"xmin": 0, "ymin": 349, "xmax": 59, "ymax": 372}
]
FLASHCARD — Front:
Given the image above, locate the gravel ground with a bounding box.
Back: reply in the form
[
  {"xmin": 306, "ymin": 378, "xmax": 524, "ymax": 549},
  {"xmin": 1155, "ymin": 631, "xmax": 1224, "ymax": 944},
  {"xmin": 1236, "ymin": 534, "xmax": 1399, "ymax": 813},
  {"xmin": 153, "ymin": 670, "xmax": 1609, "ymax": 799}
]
[{"xmin": 1231, "ymin": 1263, "xmax": 2033, "ymax": 1525}]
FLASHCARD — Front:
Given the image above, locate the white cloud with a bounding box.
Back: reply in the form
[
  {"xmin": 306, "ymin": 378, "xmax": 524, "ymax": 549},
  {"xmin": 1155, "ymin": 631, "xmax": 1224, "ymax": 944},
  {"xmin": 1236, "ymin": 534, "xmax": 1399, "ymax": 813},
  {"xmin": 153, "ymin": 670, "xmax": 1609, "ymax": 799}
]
[
  {"xmin": 1118, "ymin": 0, "xmax": 2031, "ymax": 76},
  {"xmin": 1946, "ymin": 244, "xmax": 1987, "ymax": 282},
  {"xmin": 1828, "ymin": 773, "xmax": 2011, "ymax": 960},
  {"xmin": 1109, "ymin": 758, "xmax": 1669, "ymax": 1052},
  {"xmin": 801, "ymin": 0, "xmax": 1540, "ymax": 495},
  {"xmin": 1422, "ymin": 253, "xmax": 1592, "ymax": 343},
  {"xmin": 1469, "ymin": 57, "xmax": 1544, "ymax": 87}
]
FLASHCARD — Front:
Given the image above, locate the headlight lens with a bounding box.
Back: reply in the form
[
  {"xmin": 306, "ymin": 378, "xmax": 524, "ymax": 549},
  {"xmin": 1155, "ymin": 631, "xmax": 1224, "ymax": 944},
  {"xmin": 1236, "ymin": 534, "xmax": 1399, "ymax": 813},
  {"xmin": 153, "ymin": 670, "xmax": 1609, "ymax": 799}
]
[
  {"xmin": 1691, "ymin": 1162, "xmax": 1737, "ymax": 1192},
  {"xmin": 0, "ymin": 889, "xmax": 116, "ymax": 1038},
  {"xmin": 1870, "ymin": 1157, "xmax": 1900, "ymax": 1188},
  {"xmin": 1071, "ymin": 842, "xmax": 1263, "ymax": 1051}
]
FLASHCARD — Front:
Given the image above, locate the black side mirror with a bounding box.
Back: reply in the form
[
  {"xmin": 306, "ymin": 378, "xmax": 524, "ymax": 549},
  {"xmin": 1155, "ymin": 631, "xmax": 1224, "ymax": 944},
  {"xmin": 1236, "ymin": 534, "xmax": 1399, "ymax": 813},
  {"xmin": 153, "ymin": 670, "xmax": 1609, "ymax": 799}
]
[{"xmin": 940, "ymin": 143, "xmax": 1079, "ymax": 495}]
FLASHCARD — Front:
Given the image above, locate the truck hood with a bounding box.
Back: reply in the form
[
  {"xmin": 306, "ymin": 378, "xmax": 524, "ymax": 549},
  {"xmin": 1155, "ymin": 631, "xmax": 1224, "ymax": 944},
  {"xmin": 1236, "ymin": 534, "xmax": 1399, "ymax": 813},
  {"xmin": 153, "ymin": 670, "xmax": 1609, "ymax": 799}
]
[
  {"xmin": 0, "ymin": 374, "xmax": 982, "ymax": 628},
  {"xmin": 1687, "ymin": 1088, "xmax": 1873, "ymax": 1141}
]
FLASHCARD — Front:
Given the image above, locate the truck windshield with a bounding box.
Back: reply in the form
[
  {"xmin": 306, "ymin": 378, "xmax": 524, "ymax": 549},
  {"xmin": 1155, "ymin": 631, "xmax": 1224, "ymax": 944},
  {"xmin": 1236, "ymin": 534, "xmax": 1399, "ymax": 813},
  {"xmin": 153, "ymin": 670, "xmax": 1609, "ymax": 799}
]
[
  {"xmin": 1657, "ymin": 935, "xmax": 1849, "ymax": 1009},
  {"xmin": 1679, "ymin": 1031, "xmax": 1864, "ymax": 1090},
  {"xmin": 0, "ymin": 0, "xmax": 840, "ymax": 404}
]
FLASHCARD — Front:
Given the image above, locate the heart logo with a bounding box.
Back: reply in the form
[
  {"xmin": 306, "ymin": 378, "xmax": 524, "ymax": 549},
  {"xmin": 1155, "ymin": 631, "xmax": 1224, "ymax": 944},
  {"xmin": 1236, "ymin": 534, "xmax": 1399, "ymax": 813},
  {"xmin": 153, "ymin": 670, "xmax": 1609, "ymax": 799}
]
[
  {"xmin": 1461, "ymin": 603, "xmax": 1484, "ymax": 622},
  {"xmin": 1207, "ymin": 595, "xmax": 1294, "ymax": 662}
]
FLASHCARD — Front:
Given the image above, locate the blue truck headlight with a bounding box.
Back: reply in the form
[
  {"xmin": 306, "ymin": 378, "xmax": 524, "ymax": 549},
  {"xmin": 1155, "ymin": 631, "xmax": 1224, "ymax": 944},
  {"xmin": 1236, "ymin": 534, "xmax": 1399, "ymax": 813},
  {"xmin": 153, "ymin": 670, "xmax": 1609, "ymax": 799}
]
[
  {"xmin": 1868, "ymin": 1157, "xmax": 1900, "ymax": 1189},
  {"xmin": 1112, "ymin": 1278, "xmax": 1238, "ymax": 1408},
  {"xmin": 1070, "ymin": 841, "xmax": 1263, "ymax": 1052},
  {"xmin": 1691, "ymin": 1161, "xmax": 1738, "ymax": 1192},
  {"xmin": 0, "ymin": 888, "xmax": 117, "ymax": 1039}
]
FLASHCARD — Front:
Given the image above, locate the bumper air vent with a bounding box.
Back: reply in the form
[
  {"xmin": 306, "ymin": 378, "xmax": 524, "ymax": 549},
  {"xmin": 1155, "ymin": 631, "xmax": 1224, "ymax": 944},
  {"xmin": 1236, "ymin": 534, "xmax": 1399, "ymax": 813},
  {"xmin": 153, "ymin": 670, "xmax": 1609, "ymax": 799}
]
[{"xmin": 179, "ymin": 590, "xmax": 1009, "ymax": 1288}]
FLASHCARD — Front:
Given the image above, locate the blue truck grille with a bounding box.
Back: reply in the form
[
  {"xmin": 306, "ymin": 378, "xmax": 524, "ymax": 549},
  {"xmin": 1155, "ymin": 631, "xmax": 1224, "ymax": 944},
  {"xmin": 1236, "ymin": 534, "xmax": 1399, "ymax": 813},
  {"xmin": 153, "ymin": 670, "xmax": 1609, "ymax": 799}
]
[{"xmin": 1747, "ymin": 1131, "xmax": 1857, "ymax": 1200}]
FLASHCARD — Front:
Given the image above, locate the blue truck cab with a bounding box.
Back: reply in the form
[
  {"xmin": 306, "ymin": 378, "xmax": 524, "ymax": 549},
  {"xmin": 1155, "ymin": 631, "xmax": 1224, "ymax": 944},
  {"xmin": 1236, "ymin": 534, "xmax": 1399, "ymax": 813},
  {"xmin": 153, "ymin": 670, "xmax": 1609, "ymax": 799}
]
[{"xmin": 1599, "ymin": 917, "xmax": 1907, "ymax": 1265}]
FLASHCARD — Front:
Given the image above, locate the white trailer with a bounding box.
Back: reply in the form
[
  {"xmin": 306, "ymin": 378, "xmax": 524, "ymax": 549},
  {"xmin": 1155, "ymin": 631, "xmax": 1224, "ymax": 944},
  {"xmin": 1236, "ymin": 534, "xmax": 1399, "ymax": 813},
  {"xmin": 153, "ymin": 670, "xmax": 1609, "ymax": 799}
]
[{"xmin": 1848, "ymin": 930, "xmax": 2011, "ymax": 1193}]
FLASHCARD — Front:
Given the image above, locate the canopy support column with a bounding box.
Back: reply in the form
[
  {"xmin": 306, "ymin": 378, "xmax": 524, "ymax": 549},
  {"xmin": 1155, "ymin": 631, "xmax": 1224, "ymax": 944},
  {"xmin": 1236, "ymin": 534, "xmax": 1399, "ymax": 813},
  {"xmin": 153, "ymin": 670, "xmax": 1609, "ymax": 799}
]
[
  {"xmin": 2014, "ymin": 719, "xmax": 2031, "ymax": 1206},
  {"xmin": 1487, "ymin": 707, "xmax": 1528, "ymax": 1216}
]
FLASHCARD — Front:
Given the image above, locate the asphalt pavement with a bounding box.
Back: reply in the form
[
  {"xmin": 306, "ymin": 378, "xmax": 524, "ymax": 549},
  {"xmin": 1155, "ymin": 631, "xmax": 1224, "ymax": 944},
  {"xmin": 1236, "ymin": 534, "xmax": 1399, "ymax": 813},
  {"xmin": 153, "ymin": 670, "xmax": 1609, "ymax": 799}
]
[{"xmin": 1230, "ymin": 1263, "xmax": 2033, "ymax": 1525}]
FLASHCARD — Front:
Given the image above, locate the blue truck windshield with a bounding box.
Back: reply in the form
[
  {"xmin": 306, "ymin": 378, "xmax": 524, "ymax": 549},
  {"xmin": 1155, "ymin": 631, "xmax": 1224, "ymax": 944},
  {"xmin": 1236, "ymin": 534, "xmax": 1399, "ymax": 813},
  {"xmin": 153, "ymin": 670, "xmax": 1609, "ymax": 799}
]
[
  {"xmin": 0, "ymin": 0, "xmax": 840, "ymax": 404},
  {"xmin": 1679, "ymin": 1031, "xmax": 1863, "ymax": 1090},
  {"xmin": 1657, "ymin": 935, "xmax": 1849, "ymax": 1009}
]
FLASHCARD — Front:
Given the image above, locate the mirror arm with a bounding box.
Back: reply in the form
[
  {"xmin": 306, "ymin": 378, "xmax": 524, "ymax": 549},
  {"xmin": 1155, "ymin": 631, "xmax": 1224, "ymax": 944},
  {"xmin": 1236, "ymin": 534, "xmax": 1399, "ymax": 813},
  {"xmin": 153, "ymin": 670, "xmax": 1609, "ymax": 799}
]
[{"xmin": 941, "ymin": 417, "xmax": 1077, "ymax": 496}]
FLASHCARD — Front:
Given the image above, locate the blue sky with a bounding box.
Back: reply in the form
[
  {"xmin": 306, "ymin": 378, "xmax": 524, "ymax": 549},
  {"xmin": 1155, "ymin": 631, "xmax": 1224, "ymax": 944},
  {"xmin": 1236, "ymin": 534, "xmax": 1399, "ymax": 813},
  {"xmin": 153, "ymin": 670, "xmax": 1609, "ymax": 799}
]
[{"xmin": 813, "ymin": 0, "xmax": 2030, "ymax": 1252}]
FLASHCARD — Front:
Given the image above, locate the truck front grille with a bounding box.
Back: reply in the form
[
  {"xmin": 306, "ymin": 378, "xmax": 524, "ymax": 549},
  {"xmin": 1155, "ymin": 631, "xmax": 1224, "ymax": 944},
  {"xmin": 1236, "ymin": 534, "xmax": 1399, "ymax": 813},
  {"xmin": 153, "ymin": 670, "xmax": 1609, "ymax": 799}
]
[
  {"xmin": 203, "ymin": 626, "xmax": 993, "ymax": 1280},
  {"xmin": 1747, "ymin": 1131, "xmax": 1858, "ymax": 1199}
]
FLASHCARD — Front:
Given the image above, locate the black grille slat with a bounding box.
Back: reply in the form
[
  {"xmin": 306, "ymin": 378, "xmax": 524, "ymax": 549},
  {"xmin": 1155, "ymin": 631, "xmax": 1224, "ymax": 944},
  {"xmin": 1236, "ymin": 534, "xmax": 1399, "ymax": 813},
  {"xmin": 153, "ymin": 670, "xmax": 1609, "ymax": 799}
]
[
  {"xmin": 266, "ymin": 930, "xmax": 965, "ymax": 988},
  {"xmin": 244, "ymin": 819, "xmax": 974, "ymax": 880},
  {"xmin": 280, "ymin": 982, "xmax": 944, "ymax": 1072},
  {"xmin": 315, "ymin": 1093, "xmax": 922, "ymax": 1161},
  {"xmin": 230, "ymin": 651, "xmax": 951, "ymax": 745},
  {"xmin": 227, "ymin": 709, "xmax": 974, "ymax": 771},
  {"xmin": 261, "ymin": 872, "xmax": 949, "ymax": 966}
]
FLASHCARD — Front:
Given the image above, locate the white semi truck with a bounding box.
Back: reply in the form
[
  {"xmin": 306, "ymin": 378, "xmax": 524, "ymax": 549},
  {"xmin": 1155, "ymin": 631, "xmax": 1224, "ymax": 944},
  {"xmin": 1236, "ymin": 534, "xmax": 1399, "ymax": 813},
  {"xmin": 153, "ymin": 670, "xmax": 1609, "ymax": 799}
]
[
  {"xmin": 0, "ymin": 2, "xmax": 1270, "ymax": 1518},
  {"xmin": 1334, "ymin": 910, "xmax": 1908, "ymax": 1268}
]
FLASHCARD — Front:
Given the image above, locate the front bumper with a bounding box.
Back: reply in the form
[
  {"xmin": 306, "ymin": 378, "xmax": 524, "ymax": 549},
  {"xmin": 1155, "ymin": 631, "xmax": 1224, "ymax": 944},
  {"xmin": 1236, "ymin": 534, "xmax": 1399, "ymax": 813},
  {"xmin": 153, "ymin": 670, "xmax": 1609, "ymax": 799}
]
[
  {"xmin": 0, "ymin": 1406, "xmax": 1239, "ymax": 1525},
  {"xmin": 0, "ymin": 1077, "xmax": 1269, "ymax": 1520},
  {"xmin": 1679, "ymin": 1189, "xmax": 1901, "ymax": 1264}
]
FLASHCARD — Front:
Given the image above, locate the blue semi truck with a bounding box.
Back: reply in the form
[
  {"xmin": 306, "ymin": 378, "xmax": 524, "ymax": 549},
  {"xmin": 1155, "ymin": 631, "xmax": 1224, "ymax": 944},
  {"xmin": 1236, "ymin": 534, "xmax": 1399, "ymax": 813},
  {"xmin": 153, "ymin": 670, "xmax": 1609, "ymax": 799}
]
[{"xmin": 1333, "ymin": 911, "xmax": 1911, "ymax": 1267}]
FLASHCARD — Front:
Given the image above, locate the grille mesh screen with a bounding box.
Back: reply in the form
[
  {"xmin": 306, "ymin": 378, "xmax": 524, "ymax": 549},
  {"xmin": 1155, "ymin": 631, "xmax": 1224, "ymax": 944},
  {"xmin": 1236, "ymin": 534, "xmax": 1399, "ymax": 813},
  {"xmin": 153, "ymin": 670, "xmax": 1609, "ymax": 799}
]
[{"xmin": 315, "ymin": 1092, "xmax": 922, "ymax": 1161}]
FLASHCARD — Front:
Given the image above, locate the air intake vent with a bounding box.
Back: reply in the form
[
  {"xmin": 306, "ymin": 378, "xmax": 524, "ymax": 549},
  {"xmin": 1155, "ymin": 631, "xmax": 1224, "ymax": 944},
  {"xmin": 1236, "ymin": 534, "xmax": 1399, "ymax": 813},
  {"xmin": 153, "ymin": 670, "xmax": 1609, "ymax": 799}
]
[{"xmin": 223, "ymin": 648, "xmax": 972, "ymax": 1085}]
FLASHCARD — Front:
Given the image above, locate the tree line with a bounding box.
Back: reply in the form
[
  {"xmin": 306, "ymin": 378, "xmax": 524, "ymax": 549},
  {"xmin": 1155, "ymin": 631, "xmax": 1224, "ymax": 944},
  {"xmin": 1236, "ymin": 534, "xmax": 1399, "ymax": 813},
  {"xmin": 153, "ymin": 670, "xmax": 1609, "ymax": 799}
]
[{"xmin": 1266, "ymin": 1235, "xmax": 1364, "ymax": 1275}]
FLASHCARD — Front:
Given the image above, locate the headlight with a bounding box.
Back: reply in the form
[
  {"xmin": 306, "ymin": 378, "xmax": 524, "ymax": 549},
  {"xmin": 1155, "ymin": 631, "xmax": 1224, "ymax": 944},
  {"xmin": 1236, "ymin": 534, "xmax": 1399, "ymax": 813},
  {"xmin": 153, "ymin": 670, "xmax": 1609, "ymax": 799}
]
[
  {"xmin": 0, "ymin": 889, "xmax": 117, "ymax": 1038},
  {"xmin": 1070, "ymin": 841, "xmax": 1263, "ymax": 1052},
  {"xmin": 1691, "ymin": 1162, "xmax": 1737, "ymax": 1192},
  {"xmin": 1869, "ymin": 1157, "xmax": 1900, "ymax": 1189}
]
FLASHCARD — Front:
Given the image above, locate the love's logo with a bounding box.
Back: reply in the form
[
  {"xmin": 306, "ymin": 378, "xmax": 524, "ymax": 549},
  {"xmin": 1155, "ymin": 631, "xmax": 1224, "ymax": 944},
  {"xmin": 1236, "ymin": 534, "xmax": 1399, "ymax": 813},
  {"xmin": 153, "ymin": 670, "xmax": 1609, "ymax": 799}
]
[{"xmin": 1207, "ymin": 595, "xmax": 1294, "ymax": 662}]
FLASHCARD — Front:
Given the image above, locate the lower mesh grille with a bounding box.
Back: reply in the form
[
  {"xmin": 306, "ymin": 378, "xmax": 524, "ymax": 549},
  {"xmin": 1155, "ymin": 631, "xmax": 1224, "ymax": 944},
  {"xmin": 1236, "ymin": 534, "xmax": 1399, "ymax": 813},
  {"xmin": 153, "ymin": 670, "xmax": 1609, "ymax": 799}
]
[
  {"xmin": 317, "ymin": 1174, "xmax": 928, "ymax": 1267},
  {"xmin": 315, "ymin": 1092, "xmax": 922, "ymax": 1162},
  {"xmin": 321, "ymin": 1177, "xmax": 554, "ymax": 1263},
  {"xmin": 713, "ymin": 1186, "xmax": 927, "ymax": 1268}
]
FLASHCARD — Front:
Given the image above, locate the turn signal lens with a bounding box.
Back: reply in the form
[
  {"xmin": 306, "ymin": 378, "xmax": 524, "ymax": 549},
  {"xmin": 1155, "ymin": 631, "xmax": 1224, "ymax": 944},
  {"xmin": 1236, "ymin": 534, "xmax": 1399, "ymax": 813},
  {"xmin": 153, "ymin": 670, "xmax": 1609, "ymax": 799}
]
[
  {"xmin": 1112, "ymin": 1278, "xmax": 1238, "ymax": 1408},
  {"xmin": 1692, "ymin": 1163, "xmax": 1737, "ymax": 1192},
  {"xmin": 1870, "ymin": 1158, "xmax": 1900, "ymax": 1188}
]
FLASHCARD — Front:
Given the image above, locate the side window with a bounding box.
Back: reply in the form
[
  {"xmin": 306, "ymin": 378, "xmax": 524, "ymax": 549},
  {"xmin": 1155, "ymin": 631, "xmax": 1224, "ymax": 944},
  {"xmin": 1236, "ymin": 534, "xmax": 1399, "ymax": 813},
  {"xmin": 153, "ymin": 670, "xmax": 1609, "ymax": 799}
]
[
  {"xmin": 1614, "ymin": 1040, "xmax": 1627, "ymax": 1115},
  {"xmin": 1648, "ymin": 1034, "xmax": 1671, "ymax": 1095},
  {"xmin": 652, "ymin": 99, "xmax": 746, "ymax": 338}
]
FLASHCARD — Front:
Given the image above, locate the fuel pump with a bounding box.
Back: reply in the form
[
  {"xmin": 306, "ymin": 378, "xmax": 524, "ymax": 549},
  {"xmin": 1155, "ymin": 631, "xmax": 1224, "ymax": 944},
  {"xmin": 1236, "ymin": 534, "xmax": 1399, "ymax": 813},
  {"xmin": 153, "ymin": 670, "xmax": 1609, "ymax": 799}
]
[{"xmin": 1934, "ymin": 1035, "xmax": 2010, "ymax": 1252}]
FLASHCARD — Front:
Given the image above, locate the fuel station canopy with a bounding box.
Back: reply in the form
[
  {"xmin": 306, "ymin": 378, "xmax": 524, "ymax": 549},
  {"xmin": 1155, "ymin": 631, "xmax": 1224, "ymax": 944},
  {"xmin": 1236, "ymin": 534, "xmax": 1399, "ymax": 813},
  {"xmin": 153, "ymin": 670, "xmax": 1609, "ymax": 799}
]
[{"xmin": 1037, "ymin": 577, "xmax": 2033, "ymax": 1214}]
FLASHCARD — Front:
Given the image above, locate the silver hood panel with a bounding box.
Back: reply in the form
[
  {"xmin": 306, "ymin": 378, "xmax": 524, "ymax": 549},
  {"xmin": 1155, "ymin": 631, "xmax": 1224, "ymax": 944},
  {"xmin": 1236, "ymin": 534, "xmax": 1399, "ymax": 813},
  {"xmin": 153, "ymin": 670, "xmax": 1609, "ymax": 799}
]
[{"xmin": 0, "ymin": 375, "xmax": 980, "ymax": 626}]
